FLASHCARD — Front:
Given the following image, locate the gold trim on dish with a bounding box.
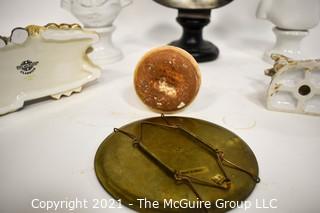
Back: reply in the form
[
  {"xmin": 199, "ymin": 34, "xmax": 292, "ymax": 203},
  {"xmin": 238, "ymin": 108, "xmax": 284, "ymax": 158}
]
[
  {"xmin": 25, "ymin": 25, "xmax": 44, "ymax": 36},
  {"xmin": 26, "ymin": 23, "xmax": 83, "ymax": 36}
]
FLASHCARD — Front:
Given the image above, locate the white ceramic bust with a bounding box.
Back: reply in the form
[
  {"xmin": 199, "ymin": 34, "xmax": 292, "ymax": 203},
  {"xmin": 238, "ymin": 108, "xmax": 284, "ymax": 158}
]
[
  {"xmin": 61, "ymin": 0, "xmax": 132, "ymax": 68},
  {"xmin": 257, "ymin": 0, "xmax": 320, "ymax": 63}
]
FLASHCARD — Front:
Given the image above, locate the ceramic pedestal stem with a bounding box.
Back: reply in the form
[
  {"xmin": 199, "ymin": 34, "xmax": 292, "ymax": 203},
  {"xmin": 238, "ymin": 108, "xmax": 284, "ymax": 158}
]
[
  {"xmin": 264, "ymin": 27, "xmax": 308, "ymax": 63},
  {"xmin": 87, "ymin": 26, "xmax": 122, "ymax": 68}
]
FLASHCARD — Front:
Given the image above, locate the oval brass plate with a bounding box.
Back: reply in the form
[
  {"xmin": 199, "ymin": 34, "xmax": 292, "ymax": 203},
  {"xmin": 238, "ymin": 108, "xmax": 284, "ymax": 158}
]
[{"xmin": 95, "ymin": 116, "xmax": 259, "ymax": 213}]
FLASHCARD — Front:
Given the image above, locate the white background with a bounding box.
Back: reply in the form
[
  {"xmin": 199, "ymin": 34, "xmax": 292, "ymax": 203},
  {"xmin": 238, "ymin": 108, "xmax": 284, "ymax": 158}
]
[{"xmin": 0, "ymin": 0, "xmax": 320, "ymax": 212}]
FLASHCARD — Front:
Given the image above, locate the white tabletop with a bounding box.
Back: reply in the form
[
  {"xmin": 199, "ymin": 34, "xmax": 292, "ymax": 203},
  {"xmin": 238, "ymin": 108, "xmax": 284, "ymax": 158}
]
[{"xmin": 0, "ymin": 0, "xmax": 319, "ymax": 213}]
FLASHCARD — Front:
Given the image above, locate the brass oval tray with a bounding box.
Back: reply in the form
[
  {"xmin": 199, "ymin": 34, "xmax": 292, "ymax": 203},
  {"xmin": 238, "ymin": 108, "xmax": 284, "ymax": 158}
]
[{"xmin": 95, "ymin": 115, "xmax": 259, "ymax": 213}]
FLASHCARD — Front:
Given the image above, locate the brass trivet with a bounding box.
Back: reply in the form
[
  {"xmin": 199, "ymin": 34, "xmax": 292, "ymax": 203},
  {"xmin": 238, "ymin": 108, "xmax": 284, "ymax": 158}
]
[{"xmin": 95, "ymin": 115, "xmax": 260, "ymax": 212}]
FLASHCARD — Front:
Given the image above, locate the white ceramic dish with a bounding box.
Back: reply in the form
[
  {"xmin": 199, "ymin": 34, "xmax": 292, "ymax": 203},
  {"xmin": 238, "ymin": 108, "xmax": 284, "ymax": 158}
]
[
  {"xmin": 265, "ymin": 55, "xmax": 320, "ymax": 116},
  {"xmin": 0, "ymin": 23, "xmax": 101, "ymax": 115}
]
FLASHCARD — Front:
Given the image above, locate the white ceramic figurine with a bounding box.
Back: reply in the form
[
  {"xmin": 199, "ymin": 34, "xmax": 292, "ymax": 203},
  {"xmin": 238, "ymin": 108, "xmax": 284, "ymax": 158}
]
[
  {"xmin": 257, "ymin": 0, "xmax": 320, "ymax": 63},
  {"xmin": 265, "ymin": 54, "xmax": 320, "ymax": 116},
  {"xmin": 61, "ymin": 0, "xmax": 132, "ymax": 68}
]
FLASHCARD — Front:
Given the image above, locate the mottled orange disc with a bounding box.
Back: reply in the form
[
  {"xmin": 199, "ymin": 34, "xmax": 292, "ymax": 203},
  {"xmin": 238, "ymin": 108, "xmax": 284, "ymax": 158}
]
[{"xmin": 134, "ymin": 46, "xmax": 201, "ymax": 112}]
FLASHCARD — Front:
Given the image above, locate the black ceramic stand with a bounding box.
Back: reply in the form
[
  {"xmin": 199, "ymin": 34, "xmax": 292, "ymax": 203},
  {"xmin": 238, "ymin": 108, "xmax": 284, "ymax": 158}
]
[{"xmin": 170, "ymin": 9, "xmax": 219, "ymax": 63}]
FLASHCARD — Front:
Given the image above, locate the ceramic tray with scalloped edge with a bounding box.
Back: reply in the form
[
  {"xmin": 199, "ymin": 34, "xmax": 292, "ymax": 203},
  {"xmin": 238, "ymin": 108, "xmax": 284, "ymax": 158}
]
[{"xmin": 0, "ymin": 23, "xmax": 101, "ymax": 115}]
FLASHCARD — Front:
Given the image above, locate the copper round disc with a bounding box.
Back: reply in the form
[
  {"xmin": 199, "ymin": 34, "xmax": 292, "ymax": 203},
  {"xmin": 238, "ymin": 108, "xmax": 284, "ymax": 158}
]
[
  {"xmin": 134, "ymin": 46, "xmax": 201, "ymax": 112},
  {"xmin": 95, "ymin": 116, "xmax": 259, "ymax": 213}
]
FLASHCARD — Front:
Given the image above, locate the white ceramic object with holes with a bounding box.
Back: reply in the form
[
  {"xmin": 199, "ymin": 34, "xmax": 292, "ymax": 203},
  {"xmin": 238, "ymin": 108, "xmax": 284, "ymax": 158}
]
[
  {"xmin": 0, "ymin": 25, "xmax": 101, "ymax": 115},
  {"xmin": 256, "ymin": 0, "xmax": 320, "ymax": 63},
  {"xmin": 61, "ymin": 0, "xmax": 132, "ymax": 69},
  {"xmin": 265, "ymin": 55, "xmax": 320, "ymax": 116}
]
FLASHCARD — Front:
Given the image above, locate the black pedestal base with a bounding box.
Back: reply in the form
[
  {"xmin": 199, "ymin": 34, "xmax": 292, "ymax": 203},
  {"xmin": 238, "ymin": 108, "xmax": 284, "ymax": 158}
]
[
  {"xmin": 170, "ymin": 9, "xmax": 219, "ymax": 63},
  {"xmin": 170, "ymin": 39, "xmax": 219, "ymax": 62}
]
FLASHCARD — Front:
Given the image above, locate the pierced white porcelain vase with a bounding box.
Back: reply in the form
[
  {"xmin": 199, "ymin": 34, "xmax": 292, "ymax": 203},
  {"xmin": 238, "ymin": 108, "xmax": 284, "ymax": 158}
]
[
  {"xmin": 61, "ymin": 0, "xmax": 132, "ymax": 68},
  {"xmin": 257, "ymin": 0, "xmax": 320, "ymax": 63}
]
